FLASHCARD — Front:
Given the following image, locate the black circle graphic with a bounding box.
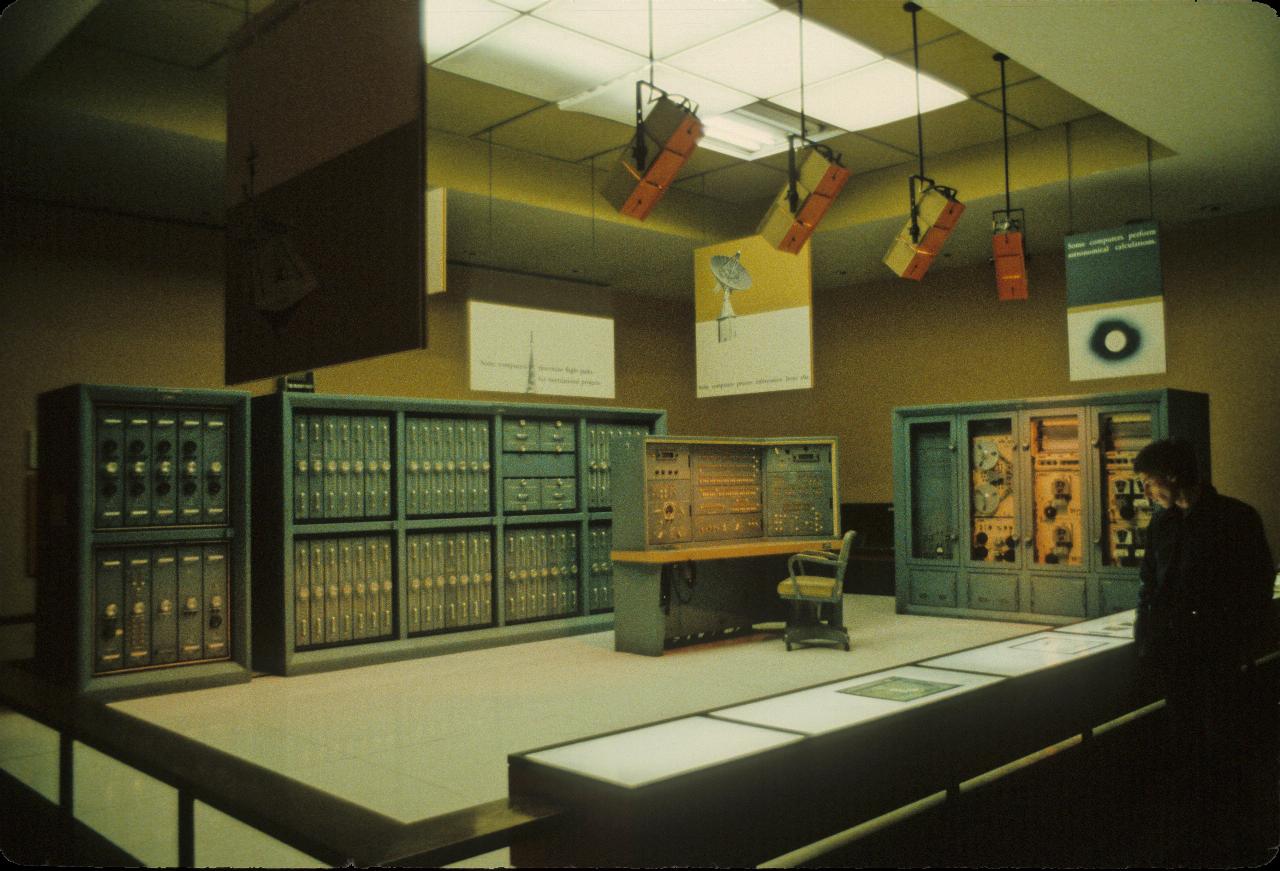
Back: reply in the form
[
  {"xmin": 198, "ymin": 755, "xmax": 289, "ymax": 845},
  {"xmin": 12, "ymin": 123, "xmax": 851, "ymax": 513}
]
[{"xmin": 1089, "ymin": 319, "xmax": 1142, "ymax": 361}]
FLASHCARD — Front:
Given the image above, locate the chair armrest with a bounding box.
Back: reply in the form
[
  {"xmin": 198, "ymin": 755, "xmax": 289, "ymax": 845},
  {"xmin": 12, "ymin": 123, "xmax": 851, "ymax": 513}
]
[{"xmin": 790, "ymin": 552, "xmax": 838, "ymax": 569}]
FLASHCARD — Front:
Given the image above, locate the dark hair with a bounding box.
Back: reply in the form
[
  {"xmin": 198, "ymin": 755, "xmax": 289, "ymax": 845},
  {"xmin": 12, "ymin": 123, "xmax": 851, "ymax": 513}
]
[{"xmin": 1133, "ymin": 438, "xmax": 1200, "ymax": 490}]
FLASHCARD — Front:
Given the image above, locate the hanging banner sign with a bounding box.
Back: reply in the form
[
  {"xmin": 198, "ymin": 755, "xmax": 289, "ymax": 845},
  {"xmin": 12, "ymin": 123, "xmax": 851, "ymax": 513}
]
[
  {"xmin": 694, "ymin": 234, "xmax": 813, "ymax": 398},
  {"xmin": 1064, "ymin": 221, "xmax": 1166, "ymax": 381}
]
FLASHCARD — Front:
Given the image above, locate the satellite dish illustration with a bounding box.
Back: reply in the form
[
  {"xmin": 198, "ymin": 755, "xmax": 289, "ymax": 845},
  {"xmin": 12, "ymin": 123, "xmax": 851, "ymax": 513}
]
[{"xmin": 709, "ymin": 251, "xmax": 753, "ymax": 342}]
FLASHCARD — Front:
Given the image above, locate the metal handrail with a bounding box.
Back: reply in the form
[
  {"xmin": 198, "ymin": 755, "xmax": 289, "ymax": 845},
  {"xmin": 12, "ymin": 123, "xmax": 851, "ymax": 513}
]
[{"xmin": 0, "ymin": 661, "xmax": 558, "ymax": 866}]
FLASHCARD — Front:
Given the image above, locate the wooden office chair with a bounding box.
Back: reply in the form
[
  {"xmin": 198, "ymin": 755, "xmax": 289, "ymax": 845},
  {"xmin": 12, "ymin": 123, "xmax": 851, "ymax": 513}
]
[{"xmin": 777, "ymin": 530, "xmax": 856, "ymax": 651}]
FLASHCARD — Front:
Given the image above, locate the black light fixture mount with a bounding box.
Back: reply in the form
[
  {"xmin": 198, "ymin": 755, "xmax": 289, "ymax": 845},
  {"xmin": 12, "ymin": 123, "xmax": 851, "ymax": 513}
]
[
  {"xmin": 883, "ymin": 1, "xmax": 965, "ymax": 280},
  {"xmin": 991, "ymin": 51, "xmax": 1028, "ymax": 300},
  {"xmin": 758, "ymin": 0, "xmax": 851, "ymax": 253},
  {"xmin": 600, "ymin": 2, "xmax": 703, "ymax": 221}
]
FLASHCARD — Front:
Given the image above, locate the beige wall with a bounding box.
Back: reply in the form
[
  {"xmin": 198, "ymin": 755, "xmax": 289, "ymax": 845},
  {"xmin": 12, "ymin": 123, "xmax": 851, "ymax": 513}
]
[
  {"xmin": 2, "ymin": 198, "xmax": 1277, "ymax": 625},
  {"xmin": 690, "ymin": 208, "xmax": 1280, "ymax": 558}
]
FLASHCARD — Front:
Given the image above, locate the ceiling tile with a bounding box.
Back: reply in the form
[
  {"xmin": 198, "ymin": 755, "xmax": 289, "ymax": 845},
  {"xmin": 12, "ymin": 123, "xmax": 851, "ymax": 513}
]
[
  {"xmin": 973, "ymin": 77, "xmax": 1098, "ymax": 130},
  {"xmin": 434, "ymin": 16, "xmax": 646, "ymax": 102},
  {"xmin": 664, "ymin": 10, "xmax": 882, "ymax": 100},
  {"xmin": 559, "ymin": 63, "xmax": 755, "ymax": 126},
  {"xmin": 533, "ymin": 0, "xmax": 776, "ymax": 59},
  {"xmin": 426, "ymin": 67, "xmax": 546, "ymax": 136},
  {"xmin": 772, "ymin": 58, "xmax": 967, "ymax": 132},
  {"xmin": 859, "ymin": 99, "xmax": 1032, "ymax": 157},
  {"xmin": 489, "ymin": 104, "xmax": 635, "ymax": 161},
  {"xmin": 424, "ymin": 0, "xmax": 519, "ymax": 64}
]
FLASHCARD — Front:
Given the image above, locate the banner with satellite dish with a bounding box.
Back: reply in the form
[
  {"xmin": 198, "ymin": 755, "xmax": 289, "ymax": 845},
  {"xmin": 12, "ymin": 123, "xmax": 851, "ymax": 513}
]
[
  {"xmin": 694, "ymin": 235, "xmax": 812, "ymax": 398},
  {"xmin": 1065, "ymin": 221, "xmax": 1167, "ymax": 381}
]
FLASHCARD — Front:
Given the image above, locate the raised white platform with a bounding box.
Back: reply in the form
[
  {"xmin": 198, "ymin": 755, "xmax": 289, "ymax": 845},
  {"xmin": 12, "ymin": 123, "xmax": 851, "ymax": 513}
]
[{"xmin": 0, "ymin": 595, "xmax": 1048, "ymax": 867}]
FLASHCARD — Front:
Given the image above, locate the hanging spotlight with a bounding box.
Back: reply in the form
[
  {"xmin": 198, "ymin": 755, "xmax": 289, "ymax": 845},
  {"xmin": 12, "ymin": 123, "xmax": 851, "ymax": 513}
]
[
  {"xmin": 883, "ymin": 2, "xmax": 964, "ymax": 280},
  {"xmin": 991, "ymin": 52, "xmax": 1028, "ymax": 300},
  {"xmin": 601, "ymin": 2, "xmax": 702, "ymax": 221},
  {"xmin": 757, "ymin": 0, "xmax": 851, "ymax": 254},
  {"xmin": 758, "ymin": 136, "xmax": 850, "ymax": 253},
  {"xmin": 601, "ymin": 81, "xmax": 702, "ymax": 221}
]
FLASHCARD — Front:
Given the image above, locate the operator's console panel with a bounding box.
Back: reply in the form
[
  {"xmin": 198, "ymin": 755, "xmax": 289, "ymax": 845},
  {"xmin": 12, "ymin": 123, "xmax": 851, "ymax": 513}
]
[{"xmin": 612, "ymin": 436, "xmax": 838, "ymax": 551}]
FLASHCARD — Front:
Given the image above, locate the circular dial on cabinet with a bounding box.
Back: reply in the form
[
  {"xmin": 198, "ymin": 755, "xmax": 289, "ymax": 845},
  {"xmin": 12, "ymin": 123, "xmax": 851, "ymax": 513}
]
[
  {"xmin": 972, "ymin": 438, "xmax": 1000, "ymax": 471},
  {"xmin": 973, "ymin": 483, "xmax": 1001, "ymax": 515}
]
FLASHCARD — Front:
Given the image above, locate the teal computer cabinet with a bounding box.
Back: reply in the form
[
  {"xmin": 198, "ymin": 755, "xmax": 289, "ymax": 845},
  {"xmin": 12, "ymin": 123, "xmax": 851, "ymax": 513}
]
[
  {"xmin": 892, "ymin": 389, "xmax": 1209, "ymax": 624},
  {"xmin": 251, "ymin": 390, "xmax": 665, "ymax": 675},
  {"xmin": 36, "ymin": 384, "xmax": 253, "ymax": 700}
]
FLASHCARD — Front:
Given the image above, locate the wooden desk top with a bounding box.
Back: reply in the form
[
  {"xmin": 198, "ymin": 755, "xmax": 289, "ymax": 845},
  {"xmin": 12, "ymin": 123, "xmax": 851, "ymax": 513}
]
[{"xmin": 611, "ymin": 539, "xmax": 841, "ymax": 564}]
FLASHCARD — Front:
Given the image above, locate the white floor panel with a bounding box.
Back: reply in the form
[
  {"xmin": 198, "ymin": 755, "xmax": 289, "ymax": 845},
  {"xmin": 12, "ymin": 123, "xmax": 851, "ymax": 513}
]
[{"xmin": 7, "ymin": 596, "xmax": 1046, "ymax": 866}]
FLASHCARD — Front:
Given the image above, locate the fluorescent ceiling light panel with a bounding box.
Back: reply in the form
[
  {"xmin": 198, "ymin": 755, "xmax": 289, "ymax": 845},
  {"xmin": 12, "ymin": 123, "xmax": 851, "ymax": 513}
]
[
  {"xmin": 772, "ymin": 58, "xmax": 968, "ymax": 132},
  {"xmin": 434, "ymin": 17, "xmax": 646, "ymax": 102},
  {"xmin": 423, "ymin": 0, "xmax": 519, "ymax": 63},
  {"xmin": 698, "ymin": 104, "xmax": 843, "ymax": 161},
  {"xmin": 533, "ymin": 0, "xmax": 775, "ymax": 59},
  {"xmin": 559, "ymin": 63, "xmax": 755, "ymax": 126},
  {"xmin": 665, "ymin": 10, "xmax": 881, "ymax": 100}
]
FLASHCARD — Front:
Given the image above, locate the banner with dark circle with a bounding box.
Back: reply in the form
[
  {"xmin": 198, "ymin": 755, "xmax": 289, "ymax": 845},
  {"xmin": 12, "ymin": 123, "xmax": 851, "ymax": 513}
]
[{"xmin": 1064, "ymin": 222, "xmax": 1166, "ymax": 380}]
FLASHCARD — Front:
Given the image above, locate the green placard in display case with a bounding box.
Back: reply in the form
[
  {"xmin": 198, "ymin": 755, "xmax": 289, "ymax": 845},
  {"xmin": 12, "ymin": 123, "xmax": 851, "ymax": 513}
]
[
  {"xmin": 251, "ymin": 390, "xmax": 665, "ymax": 675},
  {"xmin": 35, "ymin": 383, "xmax": 253, "ymax": 700}
]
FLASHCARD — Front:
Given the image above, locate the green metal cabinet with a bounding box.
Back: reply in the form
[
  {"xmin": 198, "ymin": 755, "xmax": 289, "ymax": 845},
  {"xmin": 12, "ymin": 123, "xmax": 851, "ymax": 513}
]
[
  {"xmin": 251, "ymin": 390, "xmax": 665, "ymax": 675},
  {"xmin": 893, "ymin": 389, "xmax": 1209, "ymax": 623},
  {"xmin": 36, "ymin": 384, "xmax": 253, "ymax": 700}
]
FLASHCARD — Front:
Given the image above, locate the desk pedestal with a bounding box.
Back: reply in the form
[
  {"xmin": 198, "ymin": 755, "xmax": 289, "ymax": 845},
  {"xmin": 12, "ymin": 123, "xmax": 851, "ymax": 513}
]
[{"xmin": 613, "ymin": 555, "xmax": 792, "ymax": 655}]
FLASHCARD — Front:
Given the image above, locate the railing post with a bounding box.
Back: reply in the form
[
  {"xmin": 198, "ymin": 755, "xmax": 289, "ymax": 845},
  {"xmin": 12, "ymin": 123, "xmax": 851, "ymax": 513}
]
[
  {"xmin": 58, "ymin": 732, "xmax": 74, "ymax": 815},
  {"xmin": 179, "ymin": 789, "xmax": 195, "ymax": 867}
]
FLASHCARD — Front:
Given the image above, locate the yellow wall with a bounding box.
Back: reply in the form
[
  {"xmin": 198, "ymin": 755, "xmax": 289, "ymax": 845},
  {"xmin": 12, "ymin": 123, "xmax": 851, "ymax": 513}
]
[{"xmin": 2, "ymin": 198, "xmax": 1277, "ymax": 630}]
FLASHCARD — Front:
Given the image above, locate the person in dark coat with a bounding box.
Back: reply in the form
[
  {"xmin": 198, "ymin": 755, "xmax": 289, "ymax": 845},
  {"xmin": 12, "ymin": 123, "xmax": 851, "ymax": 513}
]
[{"xmin": 1133, "ymin": 437, "xmax": 1277, "ymax": 866}]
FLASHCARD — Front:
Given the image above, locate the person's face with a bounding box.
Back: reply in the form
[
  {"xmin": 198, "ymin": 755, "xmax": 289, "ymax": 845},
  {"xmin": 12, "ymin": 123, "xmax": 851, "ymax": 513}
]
[{"xmin": 1139, "ymin": 474, "xmax": 1176, "ymax": 509}]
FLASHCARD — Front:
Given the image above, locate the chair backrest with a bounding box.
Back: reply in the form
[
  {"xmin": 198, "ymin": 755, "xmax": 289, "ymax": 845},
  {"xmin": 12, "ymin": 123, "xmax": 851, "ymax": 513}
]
[
  {"xmin": 782, "ymin": 530, "xmax": 857, "ymax": 603},
  {"xmin": 831, "ymin": 529, "xmax": 857, "ymax": 587}
]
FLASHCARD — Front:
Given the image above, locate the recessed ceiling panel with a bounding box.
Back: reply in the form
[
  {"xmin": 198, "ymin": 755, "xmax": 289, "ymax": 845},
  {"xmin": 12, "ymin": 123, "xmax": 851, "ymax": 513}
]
[
  {"xmin": 664, "ymin": 10, "xmax": 881, "ymax": 100},
  {"xmin": 423, "ymin": 0, "xmax": 519, "ymax": 63},
  {"xmin": 822, "ymin": 132, "xmax": 914, "ymax": 174},
  {"xmin": 974, "ymin": 77, "xmax": 1098, "ymax": 130},
  {"xmin": 772, "ymin": 58, "xmax": 967, "ymax": 133},
  {"xmin": 908, "ymin": 32, "xmax": 1038, "ymax": 98},
  {"xmin": 673, "ymin": 160, "xmax": 787, "ymax": 204},
  {"xmin": 560, "ymin": 63, "xmax": 755, "ymax": 126},
  {"xmin": 534, "ymin": 0, "xmax": 776, "ymax": 59},
  {"xmin": 802, "ymin": 0, "xmax": 958, "ymax": 58},
  {"xmin": 490, "ymin": 104, "xmax": 634, "ymax": 161},
  {"xmin": 674, "ymin": 147, "xmax": 741, "ymax": 180},
  {"xmin": 860, "ymin": 99, "xmax": 1032, "ymax": 158},
  {"xmin": 434, "ymin": 16, "xmax": 646, "ymax": 101},
  {"xmin": 426, "ymin": 67, "xmax": 546, "ymax": 136}
]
